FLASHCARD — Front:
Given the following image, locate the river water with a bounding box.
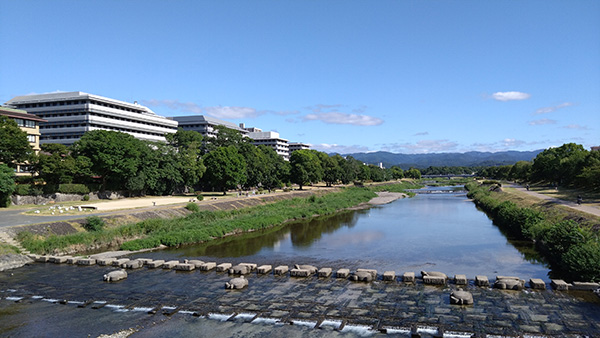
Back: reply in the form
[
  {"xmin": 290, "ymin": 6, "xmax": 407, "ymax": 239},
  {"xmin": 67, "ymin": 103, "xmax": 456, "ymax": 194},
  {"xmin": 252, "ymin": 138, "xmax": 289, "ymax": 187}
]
[{"xmin": 1, "ymin": 188, "xmax": 599, "ymax": 337}]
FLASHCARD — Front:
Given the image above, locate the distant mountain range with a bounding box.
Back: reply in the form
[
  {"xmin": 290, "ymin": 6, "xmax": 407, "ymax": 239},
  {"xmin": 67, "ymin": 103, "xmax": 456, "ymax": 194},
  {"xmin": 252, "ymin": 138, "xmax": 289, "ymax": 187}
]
[{"xmin": 340, "ymin": 150, "xmax": 543, "ymax": 169}]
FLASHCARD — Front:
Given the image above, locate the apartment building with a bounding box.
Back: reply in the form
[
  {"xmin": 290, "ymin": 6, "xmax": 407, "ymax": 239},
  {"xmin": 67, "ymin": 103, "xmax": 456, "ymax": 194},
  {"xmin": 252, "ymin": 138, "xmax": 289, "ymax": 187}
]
[
  {"xmin": 172, "ymin": 115, "xmax": 248, "ymax": 138},
  {"xmin": 0, "ymin": 106, "xmax": 46, "ymax": 175},
  {"xmin": 247, "ymin": 131, "xmax": 290, "ymax": 160},
  {"xmin": 6, "ymin": 92, "xmax": 178, "ymax": 145},
  {"xmin": 289, "ymin": 142, "xmax": 310, "ymax": 153}
]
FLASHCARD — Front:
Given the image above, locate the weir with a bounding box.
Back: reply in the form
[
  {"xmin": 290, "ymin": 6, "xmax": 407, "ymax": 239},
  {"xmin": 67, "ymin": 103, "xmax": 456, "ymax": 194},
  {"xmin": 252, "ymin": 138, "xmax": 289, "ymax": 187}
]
[{"xmin": 1, "ymin": 259, "xmax": 600, "ymax": 336}]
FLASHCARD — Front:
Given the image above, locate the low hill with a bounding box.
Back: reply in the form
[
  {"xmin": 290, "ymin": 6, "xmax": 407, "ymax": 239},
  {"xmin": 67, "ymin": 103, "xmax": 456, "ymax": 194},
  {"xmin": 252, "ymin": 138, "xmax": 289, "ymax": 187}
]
[{"xmin": 341, "ymin": 150, "xmax": 543, "ymax": 169}]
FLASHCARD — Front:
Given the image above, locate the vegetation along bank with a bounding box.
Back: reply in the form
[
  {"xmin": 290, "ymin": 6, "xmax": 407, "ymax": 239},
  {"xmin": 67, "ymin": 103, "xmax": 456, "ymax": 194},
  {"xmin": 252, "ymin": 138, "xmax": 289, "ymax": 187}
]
[
  {"xmin": 17, "ymin": 182, "xmax": 420, "ymax": 256},
  {"xmin": 465, "ymin": 181, "xmax": 600, "ymax": 282}
]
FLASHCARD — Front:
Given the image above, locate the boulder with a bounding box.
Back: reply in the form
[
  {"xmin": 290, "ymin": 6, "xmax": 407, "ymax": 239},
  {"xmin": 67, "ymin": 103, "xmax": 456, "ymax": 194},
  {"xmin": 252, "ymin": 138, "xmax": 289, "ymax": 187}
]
[
  {"xmin": 294, "ymin": 264, "xmax": 317, "ymax": 274},
  {"xmin": 103, "ymin": 269, "xmax": 128, "ymax": 282},
  {"xmin": 225, "ymin": 276, "xmax": 248, "ymax": 289},
  {"xmin": 450, "ymin": 290, "xmax": 473, "ymax": 305},
  {"xmin": 494, "ymin": 276, "xmax": 525, "ymax": 290}
]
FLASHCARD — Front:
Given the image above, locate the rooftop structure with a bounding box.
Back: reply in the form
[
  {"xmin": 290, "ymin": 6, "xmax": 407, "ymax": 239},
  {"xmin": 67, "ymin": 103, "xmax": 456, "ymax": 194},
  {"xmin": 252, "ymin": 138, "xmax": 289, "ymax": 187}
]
[
  {"xmin": 0, "ymin": 106, "xmax": 47, "ymax": 175},
  {"xmin": 6, "ymin": 92, "xmax": 178, "ymax": 145},
  {"xmin": 289, "ymin": 142, "xmax": 310, "ymax": 153},
  {"xmin": 248, "ymin": 131, "xmax": 290, "ymax": 160},
  {"xmin": 172, "ymin": 115, "xmax": 248, "ymax": 138}
]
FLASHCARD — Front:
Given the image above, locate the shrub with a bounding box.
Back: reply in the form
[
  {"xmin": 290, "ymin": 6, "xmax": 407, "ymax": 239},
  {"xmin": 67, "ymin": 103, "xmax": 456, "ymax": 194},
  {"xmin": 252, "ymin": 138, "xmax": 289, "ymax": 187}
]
[
  {"xmin": 196, "ymin": 194, "xmax": 204, "ymax": 201},
  {"xmin": 83, "ymin": 216, "xmax": 105, "ymax": 232},
  {"xmin": 308, "ymin": 195, "xmax": 316, "ymax": 203},
  {"xmin": 82, "ymin": 194, "xmax": 90, "ymax": 201},
  {"xmin": 185, "ymin": 202, "xmax": 200, "ymax": 212},
  {"xmin": 563, "ymin": 241, "xmax": 600, "ymax": 282},
  {"xmin": 58, "ymin": 184, "xmax": 90, "ymax": 195}
]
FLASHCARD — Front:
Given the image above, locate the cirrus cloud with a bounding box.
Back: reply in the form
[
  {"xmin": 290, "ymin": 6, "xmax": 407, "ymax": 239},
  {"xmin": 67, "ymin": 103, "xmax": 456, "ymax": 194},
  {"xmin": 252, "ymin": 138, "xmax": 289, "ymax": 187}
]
[
  {"xmin": 380, "ymin": 140, "xmax": 459, "ymax": 154},
  {"xmin": 311, "ymin": 143, "xmax": 371, "ymax": 154},
  {"xmin": 492, "ymin": 91, "xmax": 531, "ymax": 101},
  {"xmin": 302, "ymin": 112, "xmax": 384, "ymax": 126},
  {"xmin": 142, "ymin": 99, "xmax": 297, "ymax": 119},
  {"xmin": 529, "ymin": 118, "xmax": 557, "ymax": 126},
  {"xmin": 534, "ymin": 102, "xmax": 573, "ymax": 115}
]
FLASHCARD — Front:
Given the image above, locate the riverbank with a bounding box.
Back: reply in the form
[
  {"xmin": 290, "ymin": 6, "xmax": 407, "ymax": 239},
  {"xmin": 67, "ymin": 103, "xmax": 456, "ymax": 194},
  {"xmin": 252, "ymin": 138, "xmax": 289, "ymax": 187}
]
[
  {"xmin": 465, "ymin": 181, "xmax": 600, "ymax": 282},
  {"xmin": 13, "ymin": 182, "xmax": 420, "ymax": 257}
]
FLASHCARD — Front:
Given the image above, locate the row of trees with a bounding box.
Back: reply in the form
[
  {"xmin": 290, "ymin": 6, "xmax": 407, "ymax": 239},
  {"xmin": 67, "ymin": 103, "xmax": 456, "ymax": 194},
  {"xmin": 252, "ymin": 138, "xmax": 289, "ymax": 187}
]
[
  {"xmin": 1, "ymin": 115, "xmax": 421, "ymax": 202},
  {"xmin": 478, "ymin": 143, "xmax": 600, "ymax": 190}
]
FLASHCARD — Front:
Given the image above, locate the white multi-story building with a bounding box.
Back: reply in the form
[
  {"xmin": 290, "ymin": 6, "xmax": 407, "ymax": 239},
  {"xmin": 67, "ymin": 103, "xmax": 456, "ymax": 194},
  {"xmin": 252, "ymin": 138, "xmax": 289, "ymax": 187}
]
[
  {"xmin": 247, "ymin": 131, "xmax": 290, "ymax": 160},
  {"xmin": 289, "ymin": 142, "xmax": 310, "ymax": 153},
  {"xmin": 172, "ymin": 115, "xmax": 248, "ymax": 138},
  {"xmin": 6, "ymin": 92, "xmax": 178, "ymax": 145}
]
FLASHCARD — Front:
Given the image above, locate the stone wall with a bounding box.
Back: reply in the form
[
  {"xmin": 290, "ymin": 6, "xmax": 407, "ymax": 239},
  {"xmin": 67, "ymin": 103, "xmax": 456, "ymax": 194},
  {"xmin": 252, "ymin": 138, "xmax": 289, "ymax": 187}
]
[{"xmin": 10, "ymin": 191, "xmax": 127, "ymax": 205}]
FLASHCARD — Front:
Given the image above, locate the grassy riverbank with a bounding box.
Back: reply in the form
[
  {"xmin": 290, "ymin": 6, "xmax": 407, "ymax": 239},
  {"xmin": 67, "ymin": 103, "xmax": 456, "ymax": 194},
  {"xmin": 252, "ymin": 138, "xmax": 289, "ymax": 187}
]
[
  {"xmin": 17, "ymin": 181, "xmax": 420, "ymax": 255},
  {"xmin": 466, "ymin": 181, "xmax": 600, "ymax": 282}
]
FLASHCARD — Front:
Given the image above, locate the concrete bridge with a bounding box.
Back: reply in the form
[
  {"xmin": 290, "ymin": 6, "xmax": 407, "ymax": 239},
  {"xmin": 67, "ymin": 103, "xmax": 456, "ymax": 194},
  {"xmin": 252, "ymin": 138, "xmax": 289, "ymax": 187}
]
[{"xmin": 405, "ymin": 189, "xmax": 467, "ymax": 194}]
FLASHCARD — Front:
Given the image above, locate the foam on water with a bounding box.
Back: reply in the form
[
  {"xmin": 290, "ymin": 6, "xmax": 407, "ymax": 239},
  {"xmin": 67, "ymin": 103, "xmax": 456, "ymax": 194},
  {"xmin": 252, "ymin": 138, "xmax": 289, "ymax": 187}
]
[
  {"xmin": 383, "ymin": 327, "xmax": 411, "ymax": 336},
  {"xmin": 251, "ymin": 317, "xmax": 280, "ymax": 325},
  {"xmin": 42, "ymin": 298, "xmax": 59, "ymax": 303},
  {"xmin": 341, "ymin": 324, "xmax": 377, "ymax": 336},
  {"xmin": 132, "ymin": 307, "xmax": 154, "ymax": 312},
  {"xmin": 291, "ymin": 320, "xmax": 316, "ymax": 328},
  {"xmin": 319, "ymin": 319, "xmax": 342, "ymax": 329},
  {"xmin": 208, "ymin": 313, "xmax": 233, "ymax": 321},
  {"xmin": 5, "ymin": 296, "xmax": 23, "ymax": 301},
  {"xmin": 234, "ymin": 313, "xmax": 256, "ymax": 320},
  {"xmin": 31, "ymin": 296, "xmax": 43, "ymax": 299}
]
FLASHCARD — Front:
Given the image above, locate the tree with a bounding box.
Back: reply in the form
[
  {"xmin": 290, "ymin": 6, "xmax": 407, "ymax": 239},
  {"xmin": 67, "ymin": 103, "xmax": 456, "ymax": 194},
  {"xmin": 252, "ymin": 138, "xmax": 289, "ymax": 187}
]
[
  {"xmin": 405, "ymin": 168, "xmax": 422, "ymax": 179},
  {"xmin": 203, "ymin": 146, "xmax": 247, "ymax": 194},
  {"xmin": 71, "ymin": 130, "xmax": 145, "ymax": 191},
  {"xmin": 390, "ymin": 166, "xmax": 404, "ymax": 180},
  {"xmin": 508, "ymin": 161, "xmax": 532, "ymax": 182},
  {"xmin": 239, "ymin": 143, "xmax": 266, "ymax": 189},
  {"xmin": 204, "ymin": 125, "xmax": 249, "ymax": 153},
  {"xmin": 531, "ymin": 143, "xmax": 588, "ymax": 185},
  {"xmin": 0, "ymin": 164, "xmax": 15, "ymax": 207},
  {"xmin": 166, "ymin": 129, "xmax": 205, "ymax": 190},
  {"xmin": 259, "ymin": 145, "xmax": 289, "ymax": 191},
  {"xmin": 0, "ymin": 116, "xmax": 33, "ymax": 168},
  {"xmin": 290, "ymin": 149, "xmax": 323, "ymax": 190},
  {"xmin": 36, "ymin": 144, "xmax": 79, "ymax": 184}
]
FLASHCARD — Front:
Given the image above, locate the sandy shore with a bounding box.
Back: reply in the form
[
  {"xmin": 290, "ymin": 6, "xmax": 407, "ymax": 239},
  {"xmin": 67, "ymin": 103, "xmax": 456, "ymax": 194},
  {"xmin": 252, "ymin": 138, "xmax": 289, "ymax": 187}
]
[{"xmin": 368, "ymin": 192, "xmax": 407, "ymax": 205}]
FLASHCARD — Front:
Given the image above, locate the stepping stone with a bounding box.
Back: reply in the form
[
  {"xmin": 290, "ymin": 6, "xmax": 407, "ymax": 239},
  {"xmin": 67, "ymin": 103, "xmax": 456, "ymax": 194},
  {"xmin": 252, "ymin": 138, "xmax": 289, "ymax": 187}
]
[
  {"xmin": 123, "ymin": 259, "xmax": 144, "ymax": 269},
  {"xmin": 66, "ymin": 257, "xmax": 79, "ymax": 264},
  {"xmin": 50, "ymin": 256, "xmax": 70, "ymax": 264},
  {"xmin": 571, "ymin": 281, "xmax": 600, "ymax": 291},
  {"xmin": 229, "ymin": 264, "xmax": 252, "ymax": 275},
  {"xmin": 551, "ymin": 279, "xmax": 569, "ymax": 291},
  {"xmin": 137, "ymin": 258, "xmax": 153, "ymax": 265},
  {"xmin": 529, "ymin": 278, "xmax": 546, "ymax": 290},
  {"xmin": 351, "ymin": 270, "xmax": 376, "ymax": 282},
  {"xmin": 174, "ymin": 263, "xmax": 195, "ymax": 271},
  {"xmin": 274, "ymin": 265, "xmax": 289, "ymax": 275},
  {"xmin": 97, "ymin": 258, "xmax": 115, "ymax": 266},
  {"xmin": 186, "ymin": 260, "xmax": 205, "ymax": 268},
  {"xmin": 336, "ymin": 268, "xmax": 350, "ymax": 278},
  {"xmin": 200, "ymin": 262, "xmax": 217, "ymax": 271},
  {"xmin": 77, "ymin": 258, "xmax": 96, "ymax": 266},
  {"xmin": 240, "ymin": 263, "xmax": 257, "ymax": 271},
  {"xmin": 383, "ymin": 271, "xmax": 396, "ymax": 281},
  {"xmin": 290, "ymin": 269, "xmax": 311, "ymax": 277},
  {"xmin": 494, "ymin": 276, "xmax": 525, "ymax": 290},
  {"xmin": 475, "ymin": 275, "xmax": 489, "ymax": 287},
  {"xmin": 36, "ymin": 255, "xmax": 50, "ymax": 263},
  {"xmin": 257, "ymin": 265, "xmax": 272, "ymax": 274},
  {"xmin": 147, "ymin": 260, "xmax": 165, "ymax": 268},
  {"xmin": 454, "ymin": 274, "xmax": 467, "ymax": 285},
  {"xmin": 216, "ymin": 263, "xmax": 232, "ymax": 272},
  {"xmin": 113, "ymin": 258, "xmax": 130, "ymax": 267},
  {"xmin": 318, "ymin": 268, "xmax": 332, "ymax": 278},
  {"xmin": 422, "ymin": 271, "xmax": 448, "ymax": 285},
  {"xmin": 403, "ymin": 272, "xmax": 415, "ymax": 283},
  {"xmin": 162, "ymin": 260, "xmax": 180, "ymax": 269}
]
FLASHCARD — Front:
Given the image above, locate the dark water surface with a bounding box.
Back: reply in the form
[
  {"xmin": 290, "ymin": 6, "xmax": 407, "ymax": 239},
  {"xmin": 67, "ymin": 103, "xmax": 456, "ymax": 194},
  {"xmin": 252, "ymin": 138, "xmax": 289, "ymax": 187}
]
[{"xmin": 1, "ymin": 189, "xmax": 599, "ymax": 337}]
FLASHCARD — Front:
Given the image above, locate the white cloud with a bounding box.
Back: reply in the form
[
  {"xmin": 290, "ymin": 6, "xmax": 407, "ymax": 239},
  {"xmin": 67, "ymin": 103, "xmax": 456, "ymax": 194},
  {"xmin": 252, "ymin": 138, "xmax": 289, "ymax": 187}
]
[
  {"xmin": 311, "ymin": 143, "xmax": 370, "ymax": 154},
  {"xmin": 143, "ymin": 99, "xmax": 296, "ymax": 119},
  {"xmin": 380, "ymin": 140, "xmax": 459, "ymax": 154},
  {"xmin": 529, "ymin": 118, "xmax": 557, "ymax": 126},
  {"xmin": 534, "ymin": 102, "xmax": 573, "ymax": 115},
  {"xmin": 563, "ymin": 124, "xmax": 589, "ymax": 130},
  {"xmin": 413, "ymin": 131, "xmax": 429, "ymax": 136},
  {"xmin": 305, "ymin": 104, "xmax": 344, "ymax": 113},
  {"xmin": 491, "ymin": 91, "xmax": 531, "ymax": 101},
  {"xmin": 302, "ymin": 112, "xmax": 384, "ymax": 126}
]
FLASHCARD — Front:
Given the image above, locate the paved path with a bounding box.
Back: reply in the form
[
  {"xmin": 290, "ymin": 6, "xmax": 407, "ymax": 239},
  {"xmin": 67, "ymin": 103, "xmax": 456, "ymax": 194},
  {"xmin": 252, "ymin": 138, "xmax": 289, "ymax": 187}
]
[{"xmin": 510, "ymin": 184, "xmax": 600, "ymax": 217}]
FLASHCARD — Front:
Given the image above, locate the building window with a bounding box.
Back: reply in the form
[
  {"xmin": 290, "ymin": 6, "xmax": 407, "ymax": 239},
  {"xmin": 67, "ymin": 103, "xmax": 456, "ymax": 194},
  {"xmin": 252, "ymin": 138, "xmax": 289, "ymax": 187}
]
[{"xmin": 27, "ymin": 135, "xmax": 36, "ymax": 143}]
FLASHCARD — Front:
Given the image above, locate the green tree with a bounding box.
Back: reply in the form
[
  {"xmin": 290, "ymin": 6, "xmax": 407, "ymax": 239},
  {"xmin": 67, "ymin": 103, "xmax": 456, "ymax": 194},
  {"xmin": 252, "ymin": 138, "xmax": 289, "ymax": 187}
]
[
  {"xmin": 406, "ymin": 168, "xmax": 422, "ymax": 179},
  {"xmin": 290, "ymin": 149, "xmax": 323, "ymax": 190},
  {"xmin": 203, "ymin": 146, "xmax": 247, "ymax": 194},
  {"xmin": 166, "ymin": 129, "xmax": 205, "ymax": 190},
  {"xmin": 390, "ymin": 166, "xmax": 404, "ymax": 180},
  {"xmin": 531, "ymin": 143, "xmax": 588, "ymax": 185},
  {"xmin": 577, "ymin": 150, "xmax": 600, "ymax": 190},
  {"xmin": 36, "ymin": 144, "xmax": 79, "ymax": 184},
  {"xmin": 259, "ymin": 145, "xmax": 289, "ymax": 191},
  {"xmin": 239, "ymin": 143, "xmax": 266, "ymax": 189},
  {"xmin": 0, "ymin": 164, "xmax": 15, "ymax": 207},
  {"xmin": 0, "ymin": 116, "xmax": 33, "ymax": 168},
  {"xmin": 204, "ymin": 125, "xmax": 249, "ymax": 153},
  {"xmin": 508, "ymin": 161, "xmax": 532, "ymax": 182},
  {"xmin": 72, "ymin": 130, "xmax": 145, "ymax": 191}
]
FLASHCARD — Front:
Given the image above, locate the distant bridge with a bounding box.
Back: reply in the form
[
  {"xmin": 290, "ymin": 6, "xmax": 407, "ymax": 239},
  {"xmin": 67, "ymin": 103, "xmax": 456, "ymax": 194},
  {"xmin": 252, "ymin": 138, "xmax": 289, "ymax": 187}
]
[
  {"xmin": 405, "ymin": 189, "xmax": 467, "ymax": 194},
  {"xmin": 421, "ymin": 174, "xmax": 475, "ymax": 178}
]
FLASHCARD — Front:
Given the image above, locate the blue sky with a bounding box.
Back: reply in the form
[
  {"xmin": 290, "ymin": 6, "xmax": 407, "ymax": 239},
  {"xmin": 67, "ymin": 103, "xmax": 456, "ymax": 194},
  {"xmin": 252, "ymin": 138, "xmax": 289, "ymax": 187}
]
[{"xmin": 1, "ymin": 0, "xmax": 598, "ymax": 154}]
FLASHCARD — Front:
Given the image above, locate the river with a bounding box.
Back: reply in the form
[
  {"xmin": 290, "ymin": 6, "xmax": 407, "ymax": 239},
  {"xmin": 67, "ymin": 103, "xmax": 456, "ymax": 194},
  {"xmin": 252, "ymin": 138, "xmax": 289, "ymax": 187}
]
[{"xmin": 1, "ymin": 188, "xmax": 598, "ymax": 337}]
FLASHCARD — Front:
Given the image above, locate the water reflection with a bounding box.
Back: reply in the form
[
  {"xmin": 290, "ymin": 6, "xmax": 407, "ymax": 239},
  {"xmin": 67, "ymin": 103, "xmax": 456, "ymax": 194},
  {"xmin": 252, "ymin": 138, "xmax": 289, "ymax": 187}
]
[{"xmin": 161, "ymin": 189, "xmax": 551, "ymax": 280}]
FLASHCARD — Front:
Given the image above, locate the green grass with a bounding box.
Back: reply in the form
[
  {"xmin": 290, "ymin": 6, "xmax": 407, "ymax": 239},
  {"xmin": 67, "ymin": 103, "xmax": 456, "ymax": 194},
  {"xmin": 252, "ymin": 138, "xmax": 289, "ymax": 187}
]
[
  {"xmin": 0, "ymin": 243, "xmax": 20, "ymax": 255},
  {"xmin": 18, "ymin": 182, "xmax": 419, "ymax": 255}
]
